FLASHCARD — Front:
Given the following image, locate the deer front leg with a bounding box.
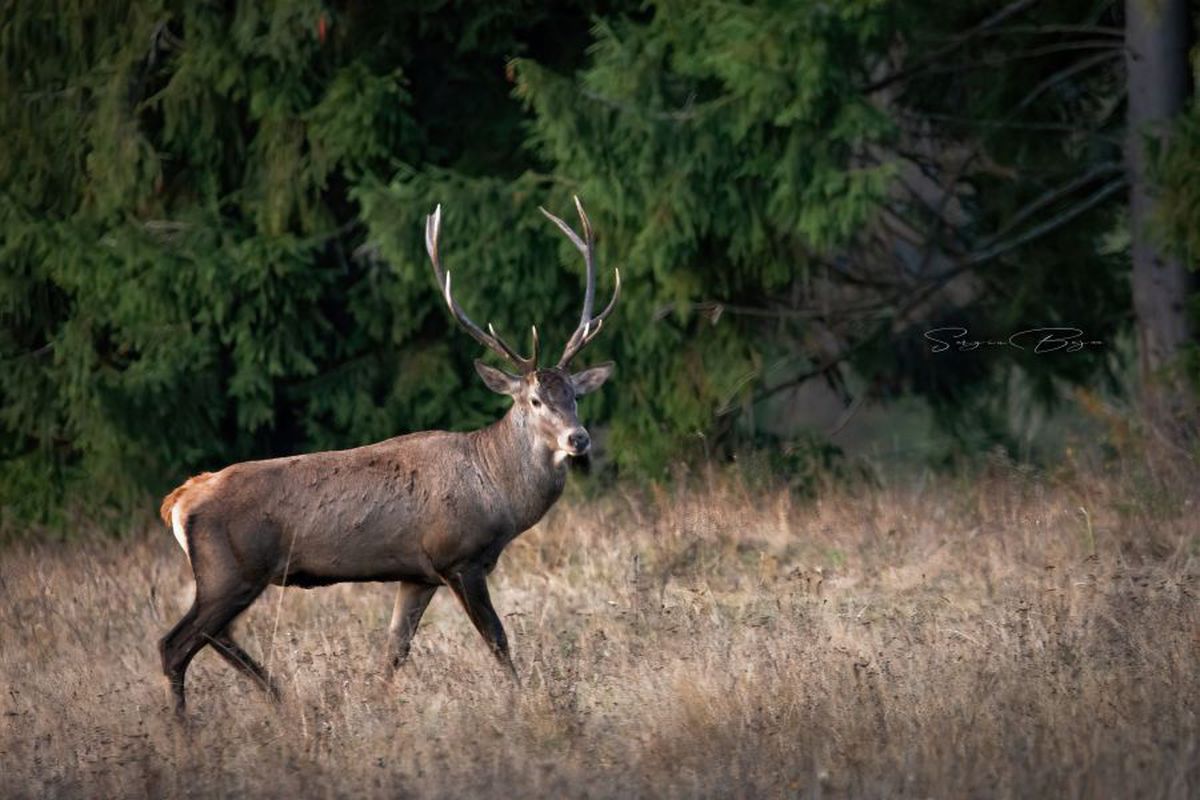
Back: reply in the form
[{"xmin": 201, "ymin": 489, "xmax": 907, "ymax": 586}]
[
  {"xmin": 386, "ymin": 581, "xmax": 438, "ymax": 673},
  {"xmin": 445, "ymin": 568, "xmax": 518, "ymax": 683}
]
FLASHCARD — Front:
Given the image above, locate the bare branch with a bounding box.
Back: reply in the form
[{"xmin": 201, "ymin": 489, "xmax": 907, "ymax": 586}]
[
  {"xmin": 915, "ymin": 39, "xmax": 1124, "ymax": 77},
  {"xmin": 983, "ymin": 24, "xmax": 1123, "ymax": 37},
  {"xmin": 1010, "ymin": 50, "xmax": 1124, "ymax": 114},
  {"xmin": 965, "ymin": 177, "xmax": 1124, "ymax": 266},
  {"xmin": 862, "ymin": 0, "xmax": 1043, "ymax": 93},
  {"xmin": 987, "ymin": 162, "xmax": 1123, "ymax": 243}
]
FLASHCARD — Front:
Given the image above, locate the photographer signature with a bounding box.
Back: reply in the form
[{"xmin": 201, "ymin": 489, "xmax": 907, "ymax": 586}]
[{"xmin": 923, "ymin": 327, "xmax": 1104, "ymax": 354}]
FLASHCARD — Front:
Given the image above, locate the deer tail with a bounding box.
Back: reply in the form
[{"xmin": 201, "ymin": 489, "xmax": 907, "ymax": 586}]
[
  {"xmin": 160, "ymin": 485, "xmax": 187, "ymax": 526},
  {"xmin": 159, "ymin": 472, "xmax": 214, "ymax": 526}
]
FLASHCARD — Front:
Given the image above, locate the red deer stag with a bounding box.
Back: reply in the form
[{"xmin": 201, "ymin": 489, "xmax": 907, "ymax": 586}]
[{"xmin": 158, "ymin": 198, "xmax": 619, "ymax": 715}]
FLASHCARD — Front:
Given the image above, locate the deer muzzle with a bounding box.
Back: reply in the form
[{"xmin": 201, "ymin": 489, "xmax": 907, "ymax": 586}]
[{"xmin": 560, "ymin": 428, "xmax": 591, "ymax": 456}]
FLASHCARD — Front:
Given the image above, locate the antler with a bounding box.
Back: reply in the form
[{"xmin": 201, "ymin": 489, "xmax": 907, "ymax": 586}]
[
  {"xmin": 539, "ymin": 196, "xmax": 621, "ymax": 369},
  {"xmin": 425, "ymin": 205, "xmax": 540, "ymax": 374}
]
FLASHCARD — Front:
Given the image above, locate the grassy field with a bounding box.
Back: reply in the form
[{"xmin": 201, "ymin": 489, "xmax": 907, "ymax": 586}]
[{"xmin": 1, "ymin": 455, "xmax": 1197, "ymax": 798}]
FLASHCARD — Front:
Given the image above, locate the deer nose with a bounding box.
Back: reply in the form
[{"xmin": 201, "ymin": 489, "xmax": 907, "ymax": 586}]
[{"xmin": 567, "ymin": 430, "xmax": 590, "ymax": 454}]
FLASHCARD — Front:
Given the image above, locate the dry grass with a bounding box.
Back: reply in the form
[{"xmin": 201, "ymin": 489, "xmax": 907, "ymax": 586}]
[{"xmin": 1, "ymin": 457, "xmax": 1198, "ymax": 798}]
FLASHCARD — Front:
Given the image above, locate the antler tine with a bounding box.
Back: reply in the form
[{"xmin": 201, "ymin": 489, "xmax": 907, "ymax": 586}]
[
  {"xmin": 425, "ymin": 205, "xmax": 539, "ymax": 373},
  {"xmin": 540, "ymin": 197, "xmax": 620, "ymax": 369},
  {"xmin": 539, "ymin": 196, "xmax": 595, "ymax": 327},
  {"xmin": 584, "ymin": 267, "xmax": 620, "ymax": 342},
  {"xmin": 558, "ymin": 267, "xmax": 621, "ymax": 366},
  {"xmin": 487, "ymin": 322, "xmax": 540, "ymax": 373},
  {"xmin": 572, "ymin": 195, "xmax": 596, "ymax": 328}
]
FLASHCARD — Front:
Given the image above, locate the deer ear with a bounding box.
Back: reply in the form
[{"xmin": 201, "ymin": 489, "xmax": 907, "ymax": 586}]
[
  {"xmin": 474, "ymin": 360, "xmax": 522, "ymax": 396},
  {"xmin": 570, "ymin": 362, "xmax": 614, "ymax": 396}
]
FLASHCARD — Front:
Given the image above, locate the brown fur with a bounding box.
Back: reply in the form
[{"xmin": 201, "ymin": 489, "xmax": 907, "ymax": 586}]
[
  {"xmin": 157, "ymin": 489, "xmax": 181, "ymax": 527},
  {"xmin": 156, "ymin": 365, "xmax": 611, "ymax": 715},
  {"xmin": 158, "ymin": 472, "xmax": 214, "ymax": 525}
]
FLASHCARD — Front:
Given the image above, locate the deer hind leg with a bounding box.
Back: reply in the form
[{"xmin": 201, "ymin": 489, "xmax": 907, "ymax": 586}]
[
  {"xmin": 386, "ymin": 581, "xmax": 438, "ymax": 674},
  {"xmin": 159, "ymin": 605, "xmax": 199, "ymax": 714},
  {"xmin": 159, "ymin": 573, "xmax": 268, "ymax": 717},
  {"xmin": 208, "ymin": 628, "xmax": 281, "ymax": 701},
  {"xmin": 445, "ymin": 568, "xmax": 518, "ymax": 683}
]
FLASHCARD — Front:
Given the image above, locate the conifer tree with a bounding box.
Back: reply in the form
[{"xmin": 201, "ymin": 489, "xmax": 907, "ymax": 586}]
[{"xmin": 3, "ymin": 1, "xmax": 1185, "ymax": 528}]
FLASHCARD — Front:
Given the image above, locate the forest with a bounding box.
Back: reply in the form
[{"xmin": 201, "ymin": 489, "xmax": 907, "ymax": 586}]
[
  {"xmin": 2, "ymin": 0, "xmax": 1195, "ymax": 527},
  {"xmin": 1, "ymin": 2, "xmax": 1197, "ymax": 798}
]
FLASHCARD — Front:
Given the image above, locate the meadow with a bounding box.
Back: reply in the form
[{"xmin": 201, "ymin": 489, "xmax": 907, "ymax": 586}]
[{"xmin": 1, "ymin": 454, "xmax": 1197, "ymax": 798}]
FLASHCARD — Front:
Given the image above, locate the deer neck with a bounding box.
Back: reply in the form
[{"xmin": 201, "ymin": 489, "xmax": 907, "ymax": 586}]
[{"xmin": 473, "ymin": 406, "xmax": 567, "ymax": 530}]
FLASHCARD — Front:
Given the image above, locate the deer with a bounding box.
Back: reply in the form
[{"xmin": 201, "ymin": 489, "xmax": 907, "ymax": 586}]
[{"xmin": 157, "ymin": 198, "xmax": 619, "ymax": 715}]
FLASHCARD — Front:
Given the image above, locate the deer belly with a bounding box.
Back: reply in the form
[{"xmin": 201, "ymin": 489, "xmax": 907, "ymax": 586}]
[{"xmin": 277, "ymin": 521, "xmax": 435, "ymax": 586}]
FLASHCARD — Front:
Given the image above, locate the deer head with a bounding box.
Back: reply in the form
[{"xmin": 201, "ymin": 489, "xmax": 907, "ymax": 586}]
[{"xmin": 425, "ymin": 197, "xmax": 620, "ymax": 459}]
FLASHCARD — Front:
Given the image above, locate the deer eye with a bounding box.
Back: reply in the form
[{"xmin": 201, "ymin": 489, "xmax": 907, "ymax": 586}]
[{"xmin": 531, "ymin": 398, "xmax": 542, "ymax": 409}]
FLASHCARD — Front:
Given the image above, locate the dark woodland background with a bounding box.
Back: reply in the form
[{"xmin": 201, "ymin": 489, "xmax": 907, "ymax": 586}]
[{"xmin": 2, "ymin": 0, "xmax": 1197, "ymax": 530}]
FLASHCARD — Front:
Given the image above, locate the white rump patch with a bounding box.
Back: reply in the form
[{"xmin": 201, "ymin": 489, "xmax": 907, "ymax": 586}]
[{"xmin": 171, "ymin": 502, "xmax": 190, "ymax": 560}]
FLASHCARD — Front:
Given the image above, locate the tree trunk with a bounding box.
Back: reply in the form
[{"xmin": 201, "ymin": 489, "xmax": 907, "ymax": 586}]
[{"xmin": 1125, "ymin": 0, "xmax": 1195, "ymax": 431}]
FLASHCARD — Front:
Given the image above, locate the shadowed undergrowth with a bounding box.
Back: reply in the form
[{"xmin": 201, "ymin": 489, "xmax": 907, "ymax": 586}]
[{"xmin": 1, "ymin": 458, "xmax": 1197, "ymax": 798}]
